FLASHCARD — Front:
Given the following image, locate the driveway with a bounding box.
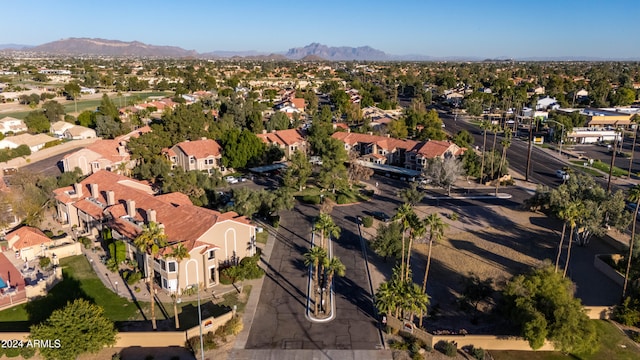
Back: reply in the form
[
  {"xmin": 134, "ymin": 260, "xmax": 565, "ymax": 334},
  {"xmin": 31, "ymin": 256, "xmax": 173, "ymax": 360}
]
[{"xmin": 245, "ymin": 203, "xmax": 382, "ymax": 350}]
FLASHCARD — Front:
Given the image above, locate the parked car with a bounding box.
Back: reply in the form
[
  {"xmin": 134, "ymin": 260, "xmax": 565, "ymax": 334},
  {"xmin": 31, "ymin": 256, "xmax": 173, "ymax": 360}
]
[
  {"xmin": 555, "ymin": 170, "xmax": 569, "ymax": 181},
  {"xmin": 225, "ymin": 176, "xmax": 239, "ymax": 184},
  {"xmin": 371, "ymin": 211, "xmax": 391, "ymax": 222}
]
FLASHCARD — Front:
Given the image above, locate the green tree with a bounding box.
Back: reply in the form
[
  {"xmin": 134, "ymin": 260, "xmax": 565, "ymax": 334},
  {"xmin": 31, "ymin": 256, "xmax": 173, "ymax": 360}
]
[
  {"xmin": 220, "ymin": 129, "xmax": 265, "ymax": 169},
  {"xmin": 478, "ymin": 120, "xmax": 491, "ymax": 182},
  {"xmin": 503, "ymin": 266, "xmax": 598, "ymax": 353},
  {"xmin": 95, "ymin": 115, "xmax": 130, "ymax": 139},
  {"xmin": 387, "ymin": 119, "xmax": 408, "ymax": 139},
  {"xmin": 133, "ymin": 221, "xmax": 168, "ymax": 330},
  {"xmin": 397, "ymin": 183, "xmax": 424, "ymax": 206},
  {"xmin": 283, "ymin": 150, "xmax": 312, "ymax": 191},
  {"xmin": 393, "ymin": 204, "xmax": 415, "ymax": 280},
  {"xmin": 372, "ymin": 222, "xmax": 403, "ymax": 262},
  {"xmin": 63, "ymin": 82, "xmax": 81, "ymax": 113},
  {"xmin": 324, "ymin": 256, "xmax": 346, "ymax": 312},
  {"xmin": 41, "ymin": 100, "xmax": 65, "ymax": 123},
  {"xmin": 318, "ymin": 138, "xmax": 349, "ymax": 193},
  {"xmin": 266, "ymin": 112, "xmax": 290, "ymax": 131},
  {"xmin": 423, "ymin": 156, "xmax": 463, "ymax": 195},
  {"xmin": 30, "ymin": 299, "xmax": 117, "ymax": 360},
  {"xmin": 24, "ymin": 111, "xmax": 50, "ymax": 133},
  {"xmin": 76, "ymin": 110, "xmax": 96, "ymax": 128},
  {"xmin": 97, "ymin": 94, "xmax": 119, "ymax": 119},
  {"xmin": 454, "ymin": 130, "xmax": 474, "ymax": 148}
]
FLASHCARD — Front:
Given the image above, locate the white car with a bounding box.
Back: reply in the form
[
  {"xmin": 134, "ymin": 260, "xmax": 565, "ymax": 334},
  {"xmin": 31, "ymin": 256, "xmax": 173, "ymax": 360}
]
[
  {"xmin": 225, "ymin": 176, "xmax": 239, "ymax": 184},
  {"xmin": 555, "ymin": 170, "xmax": 569, "ymax": 181}
]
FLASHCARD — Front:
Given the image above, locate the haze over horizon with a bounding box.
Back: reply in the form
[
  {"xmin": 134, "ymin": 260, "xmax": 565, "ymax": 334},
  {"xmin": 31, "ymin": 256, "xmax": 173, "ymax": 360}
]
[{"xmin": 2, "ymin": 0, "xmax": 639, "ymax": 59}]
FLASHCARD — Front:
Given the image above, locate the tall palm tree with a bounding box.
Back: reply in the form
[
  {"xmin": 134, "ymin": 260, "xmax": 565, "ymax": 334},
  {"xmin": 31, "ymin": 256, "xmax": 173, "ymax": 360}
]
[
  {"xmin": 623, "ymin": 185, "xmax": 640, "ymax": 297},
  {"xmin": 422, "ymin": 213, "xmax": 448, "ymax": 293},
  {"xmin": 324, "ymin": 257, "xmax": 346, "ymax": 312},
  {"xmin": 628, "ymin": 115, "xmax": 640, "ymax": 179},
  {"xmin": 133, "ymin": 221, "xmax": 168, "ymax": 330},
  {"xmin": 479, "ymin": 120, "xmax": 490, "ymax": 183},
  {"xmin": 408, "ymin": 283, "xmax": 429, "ymax": 326},
  {"xmin": 405, "ymin": 213, "xmax": 425, "ymax": 282},
  {"xmin": 375, "ymin": 281, "xmax": 398, "ymax": 318},
  {"xmin": 555, "ymin": 205, "xmax": 570, "ymax": 273},
  {"xmin": 314, "ymin": 212, "xmax": 340, "ymax": 250},
  {"xmin": 304, "ymin": 246, "xmax": 327, "ymax": 316},
  {"xmin": 168, "ymin": 243, "xmax": 189, "ymax": 330},
  {"xmin": 393, "ymin": 204, "xmax": 415, "ymax": 280},
  {"xmin": 563, "ymin": 202, "xmax": 584, "ymax": 278},
  {"xmin": 490, "ymin": 123, "xmax": 500, "ymax": 180}
]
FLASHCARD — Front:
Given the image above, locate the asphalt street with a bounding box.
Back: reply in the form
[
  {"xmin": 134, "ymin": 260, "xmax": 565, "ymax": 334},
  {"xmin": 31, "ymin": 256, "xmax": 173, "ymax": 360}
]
[{"xmin": 245, "ymin": 203, "xmax": 382, "ymax": 350}]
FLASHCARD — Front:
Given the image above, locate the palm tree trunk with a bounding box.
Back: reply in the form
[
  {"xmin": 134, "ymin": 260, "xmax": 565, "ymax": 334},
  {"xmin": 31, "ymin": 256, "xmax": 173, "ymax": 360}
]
[
  {"xmin": 555, "ymin": 222, "xmax": 567, "ymax": 273},
  {"xmin": 418, "ymin": 309, "xmax": 424, "ymax": 328},
  {"xmin": 479, "ymin": 130, "xmax": 487, "ymax": 182},
  {"xmin": 174, "ymin": 296, "xmax": 180, "ymax": 329},
  {"xmin": 314, "ymin": 261, "xmax": 320, "ymax": 315},
  {"xmin": 623, "ymin": 205, "xmax": 640, "ymax": 297},
  {"xmin": 563, "ymin": 226, "xmax": 575, "ymax": 278},
  {"xmin": 490, "ymin": 131, "xmax": 498, "ymax": 178},
  {"xmin": 629, "ymin": 130, "xmax": 637, "ymax": 178},
  {"xmin": 405, "ymin": 235, "xmax": 414, "ymax": 282},
  {"xmin": 422, "ymin": 238, "xmax": 434, "ymax": 293},
  {"xmin": 149, "ymin": 255, "xmax": 157, "ymax": 330},
  {"xmin": 400, "ymin": 232, "xmax": 406, "ymax": 280}
]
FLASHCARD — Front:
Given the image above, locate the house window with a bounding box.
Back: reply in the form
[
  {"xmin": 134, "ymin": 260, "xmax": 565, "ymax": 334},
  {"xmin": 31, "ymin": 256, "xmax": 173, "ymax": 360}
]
[
  {"xmin": 92, "ymin": 162, "xmax": 100, "ymax": 169},
  {"xmin": 208, "ymin": 250, "xmax": 215, "ymax": 260},
  {"xmin": 162, "ymin": 278, "xmax": 167, "ymax": 289},
  {"xmin": 189, "ymin": 156, "xmax": 195, "ymax": 164},
  {"xmin": 168, "ymin": 261, "xmax": 177, "ymax": 273},
  {"xmin": 160, "ymin": 260, "xmax": 166, "ymax": 271},
  {"xmin": 205, "ymin": 158, "xmax": 214, "ymax": 165}
]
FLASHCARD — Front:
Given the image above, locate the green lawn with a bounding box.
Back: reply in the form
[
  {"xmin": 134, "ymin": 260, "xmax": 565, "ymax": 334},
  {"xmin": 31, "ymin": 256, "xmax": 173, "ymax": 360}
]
[
  {"xmin": 256, "ymin": 231, "xmax": 268, "ymax": 244},
  {"xmin": 295, "ymin": 184, "xmax": 370, "ymax": 204},
  {"xmin": 571, "ymin": 160, "xmax": 627, "ymax": 177},
  {"xmin": 491, "ymin": 320, "xmax": 640, "ymax": 360}
]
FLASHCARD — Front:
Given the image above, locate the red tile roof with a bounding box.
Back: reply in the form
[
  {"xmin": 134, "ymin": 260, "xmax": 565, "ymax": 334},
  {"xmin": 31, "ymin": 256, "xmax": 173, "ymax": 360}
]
[
  {"xmin": 331, "ymin": 132, "xmax": 418, "ymax": 152},
  {"xmin": 0, "ymin": 252, "xmax": 25, "ymax": 289},
  {"xmin": 257, "ymin": 129, "xmax": 305, "ymax": 147},
  {"xmin": 64, "ymin": 139, "xmax": 129, "ymax": 163},
  {"xmin": 291, "ymin": 97, "xmax": 306, "ymax": 110},
  {"xmin": 54, "ymin": 171, "xmax": 253, "ymax": 251},
  {"xmin": 6, "ymin": 226, "xmax": 51, "ymax": 250},
  {"xmin": 410, "ymin": 140, "xmax": 460, "ymax": 158},
  {"xmin": 173, "ymin": 139, "xmax": 222, "ymax": 158}
]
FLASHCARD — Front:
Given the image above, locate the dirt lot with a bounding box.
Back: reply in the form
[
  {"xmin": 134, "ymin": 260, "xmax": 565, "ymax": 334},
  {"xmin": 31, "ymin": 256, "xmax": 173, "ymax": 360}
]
[{"xmin": 362, "ymin": 203, "xmax": 575, "ymax": 335}]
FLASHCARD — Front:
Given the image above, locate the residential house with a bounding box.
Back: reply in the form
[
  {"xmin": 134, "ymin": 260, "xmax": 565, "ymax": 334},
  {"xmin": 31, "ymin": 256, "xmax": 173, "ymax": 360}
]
[
  {"xmin": 4, "ymin": 226, "xmax": 53, "ymax": 262},
  {"xmin": 257, "ymin": 129, "xmax": 307, "ymax": 159},
  {"xmin": 536, "ymin": 96, "xmax": 559, "ymax": 110},
  {"xmin": 61, "ymin": 139, "xmax": 131, "ymax": 175},
  {"xmin": 53, "ymin": 171, "xmax": 257, "ymax": 293},
  {"xmin": 0, "ymin": 117, "xmax": 27, "ymax": 135},
  {"xmin": 165, "ymin": 138, "xmax": 223, "ymax": 172},
  {"xmin": 362, "ymin": 106, "xmax": 399, "ymax": 130},
  {"xmin": 407, "ymin": 140, "xmax": 465, "ymax": 171},
  {"xmin": 0, "ymin": 133, "xmax": 56, "ymax": 153},
  {"xmin": 63, "ymin": 125, "xmax": 97, "ymax": 140},
  {"xmin": 50, "ymin": 121, "xmax": 75, "ymax": 137},
  {"xmin": 331, "ymin": 132, "xmax": 418, "ymax": 167},
  {"xmin": 445, "ymin": 92, "xmax": 464, "ymax": 104},
  {"xmin": 581, "ymin": 108, "xmax": 632, "ymax": 128}
]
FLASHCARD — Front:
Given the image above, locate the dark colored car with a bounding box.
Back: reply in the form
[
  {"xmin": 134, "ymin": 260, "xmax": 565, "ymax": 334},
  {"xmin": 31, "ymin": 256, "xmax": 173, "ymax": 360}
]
[{"xmin": 371, "ymin": 211, "xmax": 391, "ymax": 222}]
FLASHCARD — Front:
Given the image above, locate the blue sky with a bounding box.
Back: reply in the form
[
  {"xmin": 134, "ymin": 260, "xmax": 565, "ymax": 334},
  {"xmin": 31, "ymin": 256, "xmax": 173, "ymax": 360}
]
[{"xmin": 2, "ymin": 0, "xmax": 639, "ymax": 58}]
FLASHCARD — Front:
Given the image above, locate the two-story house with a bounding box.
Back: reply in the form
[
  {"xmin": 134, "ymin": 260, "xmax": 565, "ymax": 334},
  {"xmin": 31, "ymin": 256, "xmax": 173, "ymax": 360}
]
[
  {"xmin": 164, "ymin": 138, "xmax": 223, "ymax": 172},
  {"xmin": 61, "ymin": 139, "xmax": 132, "ymax": 175},
  {"xmin": 53, "ymin": 171, "xmax": 256, "ymax": 293},
  {"xmin": 331, "ymin": 132, "xmax": 418, "ymax": 167},
  {"xmin": 257, "ymin": 129, "xmax": 307, "ymax": 159},
  {"xmin": 407, "ymin": 140, "xmax": 465, "ymax": 171}
]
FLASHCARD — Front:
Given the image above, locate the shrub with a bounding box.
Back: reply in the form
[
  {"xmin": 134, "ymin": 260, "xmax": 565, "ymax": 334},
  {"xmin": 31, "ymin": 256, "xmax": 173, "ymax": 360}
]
[
  {"xmin": 436, "ymin": 340, "xmax": 457, "ymax": 357},
  {"xmin": 123, "ymin": 270, "xmax": 142, "ymax": 285},
  {"xmin": 106, "ymin": 258, "xmax": 119, "ymax": 273},
  {"xmin": 361, "ymin": 216, "xmax": 373, "ymax": 228},
  {"xmin": 301, "ymin": 195, "xmax": 321, "ymax": 204},
  {"xmin": 216, "ymin": 316, "xmax": 243, "ymax": 336},
  {"xmin": 336, "ymin": 194, "xmax": 349, "ymax": 204},
  {"xmin": 108, "ymin": 240, "xmax": 127, "ymax": 263},
  {"xmin": 471, "ymin": 347, "xmax": 485, "ymax": 360},
  {"xmin": 630, "ymin": 330, "xmax": 640, "ymax": 343},
  {"xmin": 43, "ymin": 229, "xmax": 54, "ymax": 238},
  {"xmin": 78, "ymin": 236, "xmax": 92, "ymax": 249},
  {"xmin": 614, "ymin": 297, "xmax": 640, "ymax": 326},
  {"xmin": 39, "ymin": 256, "xmax": 51, "ymax": 269}
]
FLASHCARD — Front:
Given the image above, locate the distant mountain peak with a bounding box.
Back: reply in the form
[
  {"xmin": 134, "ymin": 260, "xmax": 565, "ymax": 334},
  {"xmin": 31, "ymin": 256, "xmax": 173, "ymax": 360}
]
[
  {"xmin": 285, "ymin": 43, "xmax": 389, "ymax": 61},
  {"xmin": 29, "ymin": 37, "xmax": 197, "ymax": 58}
]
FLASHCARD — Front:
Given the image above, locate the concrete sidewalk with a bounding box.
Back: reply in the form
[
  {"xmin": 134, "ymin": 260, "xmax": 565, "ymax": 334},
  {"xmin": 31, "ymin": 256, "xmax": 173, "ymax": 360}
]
[{"xmin": 2, "ymin": 137, "xmax": 98, "ymax": 169}]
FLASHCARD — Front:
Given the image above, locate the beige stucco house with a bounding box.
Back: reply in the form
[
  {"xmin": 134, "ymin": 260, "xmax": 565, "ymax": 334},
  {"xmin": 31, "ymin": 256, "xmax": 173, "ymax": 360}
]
[
  {"xmin": 53, "ymin": 171, "xmax": 256, "ymax": 293},
  {"xmin": 257, "ymin": 129, "xmax": 307, "ymax": 159},
  {"xmin": 164, "ymin": 138, "xmax": 223, "ymax": 172}
]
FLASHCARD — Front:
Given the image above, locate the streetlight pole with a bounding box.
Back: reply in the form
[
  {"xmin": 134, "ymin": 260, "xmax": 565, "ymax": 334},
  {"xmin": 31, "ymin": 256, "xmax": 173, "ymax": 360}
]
[
  {"xmin": 196, "ymin": 284, "xmax": 204, "ymax": 360},
  {"xmin": 526, "ymin": 117, "xmax": 533, "ymax": 182},
  {"xmin": 607, "ymin": 127, "xmax": 620, "ymax": 193}
]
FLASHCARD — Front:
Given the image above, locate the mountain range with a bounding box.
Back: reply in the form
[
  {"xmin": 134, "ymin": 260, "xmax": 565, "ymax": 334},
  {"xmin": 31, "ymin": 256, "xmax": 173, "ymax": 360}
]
[{"xmin": 1, "ymin": 38, "xmax": 636, "ymax": 61}]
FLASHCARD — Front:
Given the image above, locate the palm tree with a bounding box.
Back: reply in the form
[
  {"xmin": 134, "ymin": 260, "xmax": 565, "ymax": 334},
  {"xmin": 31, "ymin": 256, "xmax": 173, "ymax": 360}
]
[
  {"xmin": 133, "ymin": 221, "xmax": 168, "ymax": 330},
  {"xmin": 479, "ymin": 120, "xmax": 490, "ymax": 183},
  {"xmin": 408, "ymin": 283, "xmax": 429, "ymax": 326},
  {"xmin": 304, "ymin": 246, "xmax": 328, "ymax": 316},
  {"xmin": 314, "ymin": 212, "xmax": 340, "ymax": 250},
  {"xmin": 405, "ymin": 213, "xmax": 425, "ymax": 282},
  {"xmin": 623, "ymin": 185, "xmax": 640, "ymax": 297},
  {"xmin": 393, "ymin": 204, "xmax": 415, "ymax": 280},
  {"xmin": 375, "ymin": 281, "xmax": 398, "ymax": 318},
  {"xmin": 498, "ymin": 127, "xmax": 512, "ymax": 178},
  {"xmin": 555, "ymin": 205, "xmax": 570, "ymax": 273},
  {"xmin": 490, "ymin": 124, "xmax": 500, "ymax": 180},
  {"xmin": 628, "ymin": 115, "xmax": 640, "ymax": 179},
  {"xmin": 168, "ymin": 243, "xmax": 189, "ymax": 330},
  {"xmin": 422, "ymin": 213, "xmax": 448, "ymax": 293},
  {"xmin": 563, "ymin": 202, "xmax": 584, "ymax": 278},
  {"xmin": 324, "ymin": 257, "xmax": 346, "ymax": 313}
]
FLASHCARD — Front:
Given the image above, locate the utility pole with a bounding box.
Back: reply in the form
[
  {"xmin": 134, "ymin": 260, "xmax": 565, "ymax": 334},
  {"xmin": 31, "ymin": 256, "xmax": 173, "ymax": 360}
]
[{"xmin": 526, "ymin": 117, "xmax": 533, "ymax": 182}]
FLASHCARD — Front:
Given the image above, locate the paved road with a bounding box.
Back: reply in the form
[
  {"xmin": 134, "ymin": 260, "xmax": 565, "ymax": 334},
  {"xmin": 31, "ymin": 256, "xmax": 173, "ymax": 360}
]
[
  {"xmin": 245, "ymin": 204, "xmax": 382, "ymax": 350},
  {"xmin": 19, "ymin": 149, "xmax": 78, "ymax": 176}
]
